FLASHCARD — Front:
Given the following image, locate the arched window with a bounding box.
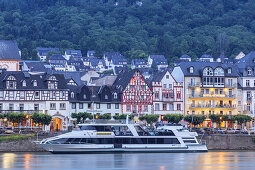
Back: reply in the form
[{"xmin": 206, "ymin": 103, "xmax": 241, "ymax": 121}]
[
  {"xmin": 83, "ymin": 94, "xmax": 86, "ymax": 99},
  {"xmin": 228, "ymin": 68, "xmax": 232, "ymax": 74},
  {"xmin": 203, "ymin": 67, "xmax": 213, "ymax": 76},
  {"xmin": 114, "ymin": 93, "xmax": 117, "ymax": 99},
  {"xmin": 248, "ymin": 68, "xmax": 252, "ymax": 75},
  {"xmin": 105, "ymin": 95, "xmax": 108, "ymax": 99},
  {"xmin": 22, "ymin": 80, "xmax": 26, "ymax": 87},
  {"xmin": 189, "ymin": 67, "xmax": 194, "ymax": 73},
  {"xmin": 71, "ymin": 92, "xmax": 74, "ymax": 98},
  {"xmin": 214, "ymin": 67, "xmax": 224, "ymax": 76},
  {"xmin": 33, "ymin": 80, "xmax": 37, "ymax": 87}
]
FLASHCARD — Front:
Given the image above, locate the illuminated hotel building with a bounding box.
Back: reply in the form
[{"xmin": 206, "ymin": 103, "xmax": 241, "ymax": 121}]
[{"xmin": 172, "ymin": 62, "xmax": 239, "ymax": 127}]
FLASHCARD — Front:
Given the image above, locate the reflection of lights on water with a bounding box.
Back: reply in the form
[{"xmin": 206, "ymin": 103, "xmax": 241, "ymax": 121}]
[
  {"xmin": 160, "ymin": 165, "xmax": 166, "ymax": 170},
  {"xmin": 198, "ymin": 152, "xmax": 231, "ymax": 170},
  {"xmin": 2, "ymin": 153, "xmax": 16, "ymax": 169},
  {"xmin": 24, "ymin": 154, "xmax": 31, "ymax": 169}
]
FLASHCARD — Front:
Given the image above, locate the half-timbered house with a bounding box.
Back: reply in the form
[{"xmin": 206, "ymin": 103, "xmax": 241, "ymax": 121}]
[
  {"xmin": 114, "ymin": 70, "xmax": 153, "ymax": 116},
  {"xmin": 0, "ymin": 70, "xmax": 70, "ymax": 131}
]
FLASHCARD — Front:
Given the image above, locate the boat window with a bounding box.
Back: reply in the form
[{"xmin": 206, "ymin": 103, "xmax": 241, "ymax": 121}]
[
  {"xmin": 51, "ymin": 138, "xmax": 181, "ymax": 145},
  {"xmin": 64, "ymin": 138, "xmax": 75, "ymax": 144},
  {"xmin": 79, "ymin": 126, "xmax": 96, "ymax": 130},
  {"xmin": 164, "ymin": 138, "xmax": 180, "ymax": 144},
  {"xmin": 183, "ymin": 140, "xmax": 197, "ymax": 143},
  {"xmin": 148, "ymin": 138, "xmax": 156, "ymax": 144},
  {"xmin": 72, "ymin": 138, "xmax": 82, "ymax": 144},
  {"xmin": 134, "ymin": 126, "xmax": 151, "ymax": 136},
  {"xmin": 155, "ymin": 130, "xmax": 175, "ymax": 136},
  {"xmin": 111, "ymin": 126, "xmax": 133, "ymax": 136},
  {"xmin": 50, "ymin": 138, "xmax": 68, "ymax": 144}
]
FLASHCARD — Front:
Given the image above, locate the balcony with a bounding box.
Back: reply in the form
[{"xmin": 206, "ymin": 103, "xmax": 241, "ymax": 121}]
[
  {"xmin": 188, "ymin": 83, "xmax": 201, "ymax": 87},
  {"xmin": 0, "ymin": 110, "xmax": 47, "ymax": 114},
  {"xmin": 189, "ymin": 94, "xmax": 235, "ymax": 98},
  {"xmin": 190, "ymin": 104, "xmax": 237, "ymax": 109},
  {"xmin": 162, "ymin": 97, "xmax": 175, "ymax": 102}
]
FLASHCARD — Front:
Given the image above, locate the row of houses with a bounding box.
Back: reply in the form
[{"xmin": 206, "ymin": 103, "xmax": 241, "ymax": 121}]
[{"xmin": 36, "ymin": 47, "xmax": 169, "ymax": 73}]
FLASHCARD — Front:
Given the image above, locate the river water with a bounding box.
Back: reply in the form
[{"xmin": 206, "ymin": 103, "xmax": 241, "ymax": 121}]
[{"xmin": 1, "ymin": 152, "xmax": 255, "ymax": 169}]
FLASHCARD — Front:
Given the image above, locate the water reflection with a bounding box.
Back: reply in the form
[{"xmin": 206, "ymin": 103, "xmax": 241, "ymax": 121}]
[
  {"xmin": 2, "ymin": 153, "xmax": 16, "ymax": 169},
  {"xmin": 1, "ymin": 152, "xmax": 255, "ymax": 169}
]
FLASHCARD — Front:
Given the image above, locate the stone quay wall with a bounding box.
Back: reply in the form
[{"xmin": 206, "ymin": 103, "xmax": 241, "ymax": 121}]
[
  {"xmin": 198, "ymin": 134, "xmax": 255, "ymax": 150},
  {"xmin": 0, "ymin": 135, "xmax": 255, "ymax": 152}
]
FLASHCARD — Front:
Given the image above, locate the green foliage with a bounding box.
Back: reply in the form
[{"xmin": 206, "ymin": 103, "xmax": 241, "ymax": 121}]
[
  {"xmin": 6, "ymin": 112, "xmax": 27, "ymax": 124},
  {"xmin": 113, "ymin": 114, "xmax": 134, "ymax": 120},
  {"xmin": 0, "ymin": 134, "xmax": 35, "ymax": 142},
  {"xmin": 31, "ymin": 112, "xmax": 52, "ymax": 126},
  {"xmin": 71, "ymin": 112, "xmax": 92, "ymax": 123},
  {"xmin": 97, "ymin": 113, "xmax": 111, "ymax": 120},
  {"xmin": 0, "ymin": 114, "xmax": 5, "ymax": 119},
  {"xmin": 139, "ymin": 114, "xmax": 159, "ymax": 124},
  {"xmin": 163, "ymin": 114, "xmax": 183, "ymax": 124},
  {"xmin": 232, "ymin": 114, "xmax": 252, "ymax": 125},
  {"xmin": 184, "ymin": 115, "xmax": 206, "ymax": 126},
  {"xmin": 0, "ymin": 0, "xmax": 254, "ymax": 61},
  {"xmin": 209, "ymin": 114, "xmax": 229, "ymax": 124}
]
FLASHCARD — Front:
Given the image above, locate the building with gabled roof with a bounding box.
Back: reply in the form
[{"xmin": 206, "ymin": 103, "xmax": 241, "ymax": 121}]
[
  {"xmin": 0, "ymin": 40, "xmax": 21, "ymax": 71},
  {"xmin": 36, "ymin": 47, "xmax": 59, "ymax": 62},
  {"xmin": 114, "ymin": 69, "xmax": 153, "ymax": 116},
  {"xmin": 148, "ymin": 54, "xmax": 168, "ymax": 70},
  {"xmin": 151, "ymin": 70, "xmax": 184, "ymax": 118},
  {"xmin": 172, "ymin": 61, "xmax": 240, "ymax": 128}
]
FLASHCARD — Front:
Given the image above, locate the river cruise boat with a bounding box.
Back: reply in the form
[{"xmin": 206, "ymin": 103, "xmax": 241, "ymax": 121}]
[{"xmin": 38, "ymin": 123, "xmax": 208, "ymax": 153}]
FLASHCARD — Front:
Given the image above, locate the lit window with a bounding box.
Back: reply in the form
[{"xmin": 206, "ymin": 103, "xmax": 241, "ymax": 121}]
[
  {"xmin": 33, "ymin": 80, "xmax": 37, "ymax": 87},
  {"xmin": 189, "ymin": 67, "xmax": 194, "ymax": 73},
  {"xmin": 248, "ymin": 68, "xmax": 252, "ymax": 75},
  {"xmin": 71, "ymin": 92, "xmax": 74, "ymax": 98},
  {"xmin": 22, "ymin": 80, "xmax": 26, "ymax": 87}
]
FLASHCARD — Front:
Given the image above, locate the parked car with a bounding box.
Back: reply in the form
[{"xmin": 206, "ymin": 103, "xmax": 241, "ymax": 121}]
[
  {"xmin": 214, "ymin": 128, "xmax": 225, "ymax": 134},
  {"xmin": 247, "ymin": 128, "xmax": 255, "ymax": 134},
  {"xmin": 225, "ymin": 128, "xmax": 235, "ymax": 134},
  {"xmin": 4, "ymin": 128, "xmax": 14, "ymax": 134},
  {"xmin": 203, "ymin": 128, "xmax": 213, "ymax": 134},
  {"xmin": 191, "ymin": 127, "xmax": 204, "ymax": 134}
]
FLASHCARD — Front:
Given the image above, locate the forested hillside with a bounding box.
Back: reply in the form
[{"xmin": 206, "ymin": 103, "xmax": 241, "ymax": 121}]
[{"xmin": 0, "ymin": 0, "xmax": 254, "ymax": 62}]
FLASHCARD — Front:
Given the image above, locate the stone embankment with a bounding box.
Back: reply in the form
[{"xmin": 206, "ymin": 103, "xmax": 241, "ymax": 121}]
[
  {"xmin": 198, "ymin": 134, "xmax": 255, "ymax": 150},
  {"xmin": 1, "ymin": 135, "xmax": 255, "ymax": 152}
]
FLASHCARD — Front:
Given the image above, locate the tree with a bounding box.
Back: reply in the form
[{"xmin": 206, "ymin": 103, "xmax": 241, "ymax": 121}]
[
  {"xmin": 97, "ymin": 113, "xmax": 111, "ymax": 120},
  {"xmin": 113, "ymin": 114, "xmax": 134, "ymax": 120},
  {"xmin": 139, "ymin": 114, "xmax": 159, "ymax": 124},
  {"xmin": 163, "ymin": 114, "xmax": 183, "ymax": 124},
  {"xmin": 6, "ymin": 112, "xmax": 27, "ymax": 128},
  {"xmin": 184, "ymin": 115, "xmax": 206, "ymax": 126},
  {"xmin": 71, "ymin": 112, "xmax": 92, "ymax": 123},
  {"xmin": 209, "ymin": 114, "xmax": 229, "ymax": 128},
  {"xmin": 232, "ymin": 114, "xmax": 252, "ymax": 128},
  {"xmin": 31, "ymin": 112, "xmax": 52, "ymax": 131}
]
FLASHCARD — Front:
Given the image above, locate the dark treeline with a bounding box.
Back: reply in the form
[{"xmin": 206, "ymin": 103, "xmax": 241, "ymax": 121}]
[{"xmin": 0, "ymin": 0, "xmax": 254, "ymax": 62}]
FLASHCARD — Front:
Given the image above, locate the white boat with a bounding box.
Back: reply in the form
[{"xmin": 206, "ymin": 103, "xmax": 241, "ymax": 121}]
[{"xmin": 37, "ymin": 123, "xmax": 208, "ymax": 153}]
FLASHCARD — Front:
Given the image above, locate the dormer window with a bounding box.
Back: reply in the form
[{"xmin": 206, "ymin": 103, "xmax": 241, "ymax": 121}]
[
  {"xmin": 33, "ymin": 80, "xmax": 37, "ymax": 87},
  {"xmin": 22, "ymin": 80, "xmax": 26, "ymax": 87},
  {"xmin": 248, "ymin": 68, "xmax": 252, "ymax": 75},
  {"xmin": 228, "ymin": 68, "xmax": 232, "ymax": 74},
  {"xmin": 114, "ymin": 93, "xmax": 117, "ymax": 99},
  {"xmin": 203, "ymin": 67, "xmax": 213, "ymax": 76},
  {"xmin": 83, "ymin": 94, "xmax": 87, "ymax": 99},
  {"xmin": 6, "ymin": 75, "xmax": 17, "ymax": 89},
  {"xmin": 189, "ymin": 67, "xmax": 194, "ymax": 73},
  {"xmin": 105, "ymin": 95, "xmax": 108, "ymax": 100},
  {"xmin": 71, "ymin": 92, "xmax": 74, "ymax": 98}
]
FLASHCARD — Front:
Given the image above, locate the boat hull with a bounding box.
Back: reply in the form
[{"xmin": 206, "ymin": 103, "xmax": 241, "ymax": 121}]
[{"xmin": 38, "ymin": 144, "xmax": 208, "ymax": 154}]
